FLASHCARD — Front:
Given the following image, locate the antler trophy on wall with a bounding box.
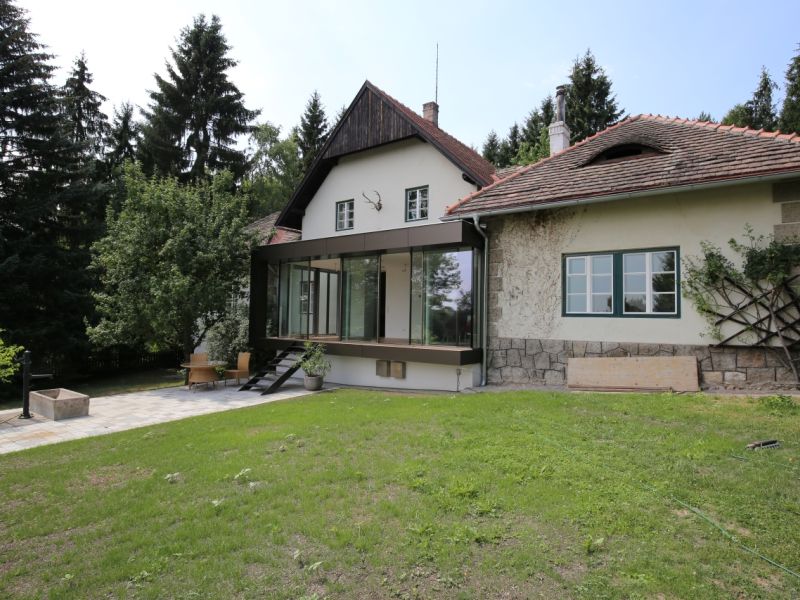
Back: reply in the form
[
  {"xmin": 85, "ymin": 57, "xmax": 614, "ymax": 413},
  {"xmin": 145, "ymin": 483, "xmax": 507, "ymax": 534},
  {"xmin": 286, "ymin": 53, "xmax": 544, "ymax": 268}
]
[{"xmin": 362, "ymin": 190, "xmax": 382, "ymax": 212}]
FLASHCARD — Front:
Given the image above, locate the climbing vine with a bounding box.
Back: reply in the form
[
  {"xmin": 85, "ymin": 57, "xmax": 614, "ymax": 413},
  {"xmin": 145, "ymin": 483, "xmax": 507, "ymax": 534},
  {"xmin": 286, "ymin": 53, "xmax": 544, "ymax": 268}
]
[{"xmin": 683, "ymin": 226, "xmax": 800, "ymax": 382}]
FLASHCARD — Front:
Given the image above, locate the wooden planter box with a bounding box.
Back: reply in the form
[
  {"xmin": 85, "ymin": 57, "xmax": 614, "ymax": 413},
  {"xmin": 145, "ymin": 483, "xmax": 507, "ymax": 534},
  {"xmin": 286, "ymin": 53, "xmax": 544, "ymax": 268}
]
[{"xmin": 29, "ymin": 388, "xmax": 90, "ymax": 420}]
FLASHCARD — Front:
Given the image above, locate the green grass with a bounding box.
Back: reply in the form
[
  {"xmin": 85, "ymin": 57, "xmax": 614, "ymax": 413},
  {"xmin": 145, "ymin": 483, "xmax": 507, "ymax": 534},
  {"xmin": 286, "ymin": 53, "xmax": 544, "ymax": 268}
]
[
  {"xmin": 0, "ymin": 369, "xmax": 183, "ymax": 411},
  {"xmin": 1, "ymin": 390, "xmax": 799, "ymax": 599}
]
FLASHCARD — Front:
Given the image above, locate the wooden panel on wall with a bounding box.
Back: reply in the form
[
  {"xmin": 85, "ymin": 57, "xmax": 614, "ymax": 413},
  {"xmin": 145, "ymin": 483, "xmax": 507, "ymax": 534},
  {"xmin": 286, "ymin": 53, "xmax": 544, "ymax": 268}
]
[
  {"xmin": 324, "ymin": 87, "xmax": 416, "ymax": 159},
  {"xmin": 567, "ymin": 356, "xmax": 699, "ymax": 392}
]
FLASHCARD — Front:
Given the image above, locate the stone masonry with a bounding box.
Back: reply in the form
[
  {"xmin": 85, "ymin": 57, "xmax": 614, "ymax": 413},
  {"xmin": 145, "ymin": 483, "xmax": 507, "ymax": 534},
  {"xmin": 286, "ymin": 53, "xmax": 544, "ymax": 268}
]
[{"xmin": 487, "ymin": 338, "xmax": 798, "ymax": 390}]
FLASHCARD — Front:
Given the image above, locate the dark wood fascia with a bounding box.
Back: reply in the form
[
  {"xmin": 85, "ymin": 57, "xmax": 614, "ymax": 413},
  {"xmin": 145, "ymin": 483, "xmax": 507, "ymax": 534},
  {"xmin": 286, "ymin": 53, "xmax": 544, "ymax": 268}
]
[
  {"xmin": 257, "ymin": 337, "xmax": 481, "ymax": 366},
  {"xmin": 253, "ymin": 221, "xmax": 483, "ymax": 264}
]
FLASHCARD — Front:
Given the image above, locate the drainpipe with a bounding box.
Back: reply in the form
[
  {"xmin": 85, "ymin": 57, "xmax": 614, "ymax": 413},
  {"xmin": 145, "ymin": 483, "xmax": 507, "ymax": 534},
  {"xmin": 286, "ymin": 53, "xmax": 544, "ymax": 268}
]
[{"xmin": 470, "ymin": 215, "xmax": 489, "ymax": 386}]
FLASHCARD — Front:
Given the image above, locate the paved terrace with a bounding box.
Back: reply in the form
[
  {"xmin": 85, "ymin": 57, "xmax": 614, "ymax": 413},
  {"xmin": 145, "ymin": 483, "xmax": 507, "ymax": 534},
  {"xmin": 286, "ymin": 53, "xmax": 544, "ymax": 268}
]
[{"xmin": 0, "ymin": 383, "xmax": 325, "ymax": 455}]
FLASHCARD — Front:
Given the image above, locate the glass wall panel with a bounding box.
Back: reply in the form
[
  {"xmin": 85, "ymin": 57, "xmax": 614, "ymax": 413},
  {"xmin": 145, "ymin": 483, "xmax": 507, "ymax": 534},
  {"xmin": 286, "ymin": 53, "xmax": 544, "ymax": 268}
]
[
  {"xmin": 341, "ymin": 255, "xmax": 379, "ymax": 341},
  {"xmin": 410, "ymin": 250, "xmax": 424, "ymax": 344},
  {"xmin": 424, "ymin": 248, "xmax": 473, "ymax": 346}
]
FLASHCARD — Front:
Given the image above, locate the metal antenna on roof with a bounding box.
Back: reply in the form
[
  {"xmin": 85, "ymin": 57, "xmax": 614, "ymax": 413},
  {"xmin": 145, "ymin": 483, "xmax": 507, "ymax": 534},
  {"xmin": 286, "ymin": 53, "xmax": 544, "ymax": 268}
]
[{"xmin": 435, "ymin": 43, "xmax": 439, "ymax": 104}]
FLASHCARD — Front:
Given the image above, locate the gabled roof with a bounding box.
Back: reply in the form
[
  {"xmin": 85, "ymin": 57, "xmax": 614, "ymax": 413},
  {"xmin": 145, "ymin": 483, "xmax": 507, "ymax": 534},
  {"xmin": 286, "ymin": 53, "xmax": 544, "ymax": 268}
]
[
  {"xmin": 277, "ymin": 80, "xmax": 495, "ymax": 229},
  {"xmin": 247, "ymin": 212, "xmax": 301, "ymax": 245},
  {"xmin": 446, "ymin": 115, "xmax": 800, "ymax": 218}
]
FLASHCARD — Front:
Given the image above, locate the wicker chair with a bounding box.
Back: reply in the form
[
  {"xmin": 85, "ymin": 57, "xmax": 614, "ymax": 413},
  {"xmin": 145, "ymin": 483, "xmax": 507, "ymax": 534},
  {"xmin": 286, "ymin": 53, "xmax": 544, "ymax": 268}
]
[
  {"xmin": 188, "ymin": 352, "xmax": 216, "ymax": 390},
  {"xmin": 224, "ymin": 352, "xmax": 251, "ymax": 386}
]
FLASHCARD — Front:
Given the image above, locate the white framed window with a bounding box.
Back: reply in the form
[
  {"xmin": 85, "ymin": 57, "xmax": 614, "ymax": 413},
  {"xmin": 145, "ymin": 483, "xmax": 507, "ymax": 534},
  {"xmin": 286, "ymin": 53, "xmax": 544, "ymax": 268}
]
[
  {"xmin": 565, "ymin": 254, "xmax": 613, "ymax": 314},
  {"xmin": 623, "ymin": 250, "xmax": 677, "ymax": 314},
  {"xmin": 405, "ymin": 186, "xmax": 429, "ymax": 221},
  {"xmin": 336, "ymin": 199, "xmax": 354, "ymax": 231}
]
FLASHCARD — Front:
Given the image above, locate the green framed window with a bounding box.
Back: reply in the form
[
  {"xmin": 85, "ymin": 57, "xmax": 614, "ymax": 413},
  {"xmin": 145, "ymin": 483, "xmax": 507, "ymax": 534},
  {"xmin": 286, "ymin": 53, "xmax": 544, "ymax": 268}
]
[
  {"xmin": 405, "ymin": 186, "xmax": 429, "ymax": 222},
  {"xmin": 336, "ymin": 199, "xmax": 354, "ymax": 231},
  {"xmin": 562, "ymin": 247, "xmax": 679, "ymax": 318}
]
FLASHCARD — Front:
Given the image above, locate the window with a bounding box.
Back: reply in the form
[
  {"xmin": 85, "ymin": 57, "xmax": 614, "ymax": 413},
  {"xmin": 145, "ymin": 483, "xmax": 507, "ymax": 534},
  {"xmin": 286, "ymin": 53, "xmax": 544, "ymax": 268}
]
[
  {"xmin": 336, "ymin": 199, "xmax": 354, "ymax": 231},
  {"xmin": 623, "ymin": 250, "xmax": 677, "ymax": 314},
  {"xmin": 565, "ymin": 254, "xmax": 613, "ymax": 314},
  {"xmin": 405, "ymin": 186, "xmax": 429, "ymax": 221},
  {"xmin": 563, "ymin": 247, "xmax": 679, "ymax": 317}
]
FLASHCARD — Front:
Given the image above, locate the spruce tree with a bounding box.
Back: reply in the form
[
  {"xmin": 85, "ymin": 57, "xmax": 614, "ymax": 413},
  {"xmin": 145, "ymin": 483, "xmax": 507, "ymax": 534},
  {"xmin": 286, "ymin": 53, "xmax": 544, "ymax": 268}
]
[
  {"xmin": 780, "ymin": 44, "xmax": 800, "ymax": 134},
  {"xmin": 62, "ymin": 52, "xmax": 109, "ymax": 158},
  {"xmin": 696, "ymin": 111, "xmax": 715, "ymax": 122},
  {"xmin": 497, "ymin": 123, "xmax": 521, "ymax": 167},
  {"xmin": 565, "ymin": 50, "xmax": 623, "ymax": 143},
  {"xmin": 746, "ymin": 67, "xmax": 779, "ymax": 131},
  {"xmin": 107, "ymin": 102, "xmax": 140, "ymax": 168},
  {"xmin": 481, "ymin": 130, "xmax": 501, "ymax": 165},
  {"xmin": 139, "ymin": 14, "xmax": 259, "ymax": 182},
  {"xmin": 297, "ymin": 91, "xmax": 329, "ymax": 173},
  {"xmin": 0, "ymin": 0, "xmax": 92, "ymax": 361}
]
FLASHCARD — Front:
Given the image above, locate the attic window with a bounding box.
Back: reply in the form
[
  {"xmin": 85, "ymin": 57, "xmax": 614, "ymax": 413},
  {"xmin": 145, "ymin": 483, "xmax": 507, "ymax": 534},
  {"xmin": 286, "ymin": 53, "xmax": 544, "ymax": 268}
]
[{"xmin": 586, "ymin": 143, "xmax": 662, "ymax": 166}]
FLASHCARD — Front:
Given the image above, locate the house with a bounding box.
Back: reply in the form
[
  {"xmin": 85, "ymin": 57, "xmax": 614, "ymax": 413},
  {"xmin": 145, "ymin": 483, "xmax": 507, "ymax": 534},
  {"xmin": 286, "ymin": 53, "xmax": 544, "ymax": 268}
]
[
  {"xmin": 249, "ymin": 81, "xmax": 800, "ymax": 391},
  {"xmin": 249, "ymin": 81, "xmax": 500, "ymax": 391},
  {"xmin": 444, "ymin": 88, "xmax": 800, "ymax": 388}
]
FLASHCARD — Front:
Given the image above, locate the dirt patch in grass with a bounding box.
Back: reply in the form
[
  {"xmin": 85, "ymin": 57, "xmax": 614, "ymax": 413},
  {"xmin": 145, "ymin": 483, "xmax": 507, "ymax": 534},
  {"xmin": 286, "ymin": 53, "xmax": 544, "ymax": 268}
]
[{"xmin": 71, "ymin": 464, "xmax": 153, "ymax": 491}]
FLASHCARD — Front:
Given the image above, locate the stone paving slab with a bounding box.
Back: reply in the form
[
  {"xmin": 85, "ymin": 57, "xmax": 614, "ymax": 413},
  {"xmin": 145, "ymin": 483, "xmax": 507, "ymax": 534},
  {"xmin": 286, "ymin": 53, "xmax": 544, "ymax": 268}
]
[{"xmin": 0, "ymin": 382, "xmax": 327, "ymax": 455}]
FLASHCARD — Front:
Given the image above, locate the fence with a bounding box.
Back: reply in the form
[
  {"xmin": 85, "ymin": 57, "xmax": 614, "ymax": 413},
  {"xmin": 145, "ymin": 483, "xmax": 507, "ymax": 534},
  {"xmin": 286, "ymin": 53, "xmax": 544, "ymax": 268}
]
[{"xmin": 32, "ymin": 346, "xmax": 182, "ymax": 379}]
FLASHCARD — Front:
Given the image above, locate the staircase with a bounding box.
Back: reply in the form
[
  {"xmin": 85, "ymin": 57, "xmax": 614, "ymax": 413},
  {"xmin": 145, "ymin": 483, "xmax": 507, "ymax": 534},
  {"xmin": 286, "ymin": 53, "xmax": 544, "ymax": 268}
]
[{"xmin": 239, "ymin": 344, "xmax": 307, "ymax": 395}]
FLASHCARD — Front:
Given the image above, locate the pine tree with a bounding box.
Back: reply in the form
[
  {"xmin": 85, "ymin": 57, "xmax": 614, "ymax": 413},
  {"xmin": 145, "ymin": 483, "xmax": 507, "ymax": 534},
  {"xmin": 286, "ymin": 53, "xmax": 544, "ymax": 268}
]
[
  {"xmin": 696, "ymin": 111, "xmax": 715, "ymax": 122},
  {"xmin": 780, "ymin": 44, "xmax": 800, "ymax": 134},
  {"xmin": 746, "ymin": 67, "xmax": 779, "ymax": 131},
  {"xmin": 297, "ymin": 91, "xmax": 329, "ymax": 173},
  {"xmin": 62, "ymin": 52, "xmax": 109, "ymax": 158},
  {"xmin": 481, "ymin": 130, "xmax": 501, "ymax": 165},
  {"xmin": 0, "ymin": 0, "xmax": 92, "ymax": 361},
  {"xmin": 107, "ymin": 102, "xmax": 140, "ymax": 168},
  {"xmin": 565, "ymin": 49, "xmax": 623, "ymax": 143},
  {"xmin": 139, "ymin": 14, "xmax": 259, "ymax": 182}
]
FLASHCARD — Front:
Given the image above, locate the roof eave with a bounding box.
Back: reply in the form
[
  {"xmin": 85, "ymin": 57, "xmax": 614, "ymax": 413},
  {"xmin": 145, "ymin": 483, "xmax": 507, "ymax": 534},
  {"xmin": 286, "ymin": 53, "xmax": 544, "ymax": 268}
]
[{"xmin": 441, "ymin": 169, "xmax": 800, "ymax": 222}]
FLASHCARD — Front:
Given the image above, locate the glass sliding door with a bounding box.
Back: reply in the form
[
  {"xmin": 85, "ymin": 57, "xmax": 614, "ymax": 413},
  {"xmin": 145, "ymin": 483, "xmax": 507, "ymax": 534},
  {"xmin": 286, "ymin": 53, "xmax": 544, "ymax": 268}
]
[
  {"xmin": 309, "ymin": 258, "xmax": 340, "ymax": 339},
  {"xmin": 266, "ymin": 263, "xmax": 279, "ymax": 337},
  {"xmin": 341, "ymin": 255, "xmax": 379, "ymax": 341}
]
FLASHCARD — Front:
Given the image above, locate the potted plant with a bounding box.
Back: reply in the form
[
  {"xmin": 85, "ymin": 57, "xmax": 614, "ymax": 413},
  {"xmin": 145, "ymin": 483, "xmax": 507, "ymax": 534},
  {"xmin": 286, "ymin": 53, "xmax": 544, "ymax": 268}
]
[{"xmin": 296, "ymin": 342, "xmax": 331, "ymax": 391}]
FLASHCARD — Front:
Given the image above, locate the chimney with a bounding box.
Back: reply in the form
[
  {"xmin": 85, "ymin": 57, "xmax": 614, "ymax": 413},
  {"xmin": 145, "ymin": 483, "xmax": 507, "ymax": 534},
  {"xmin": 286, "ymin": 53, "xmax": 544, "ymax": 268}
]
[
  {"xmin": 548, "ymin": 85, "xmax": 570, "ymax": 155},
  {"xmin": 423, "ymin": 101, "xmax": 439, "ymax": 126}
]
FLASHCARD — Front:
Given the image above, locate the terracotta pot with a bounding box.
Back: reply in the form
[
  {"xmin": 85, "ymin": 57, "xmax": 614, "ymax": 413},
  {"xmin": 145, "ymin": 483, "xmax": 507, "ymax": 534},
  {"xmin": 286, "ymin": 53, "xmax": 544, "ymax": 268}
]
[{"xmin": 304, "ymin": 375, "xmax": 323, "ymax": 391}]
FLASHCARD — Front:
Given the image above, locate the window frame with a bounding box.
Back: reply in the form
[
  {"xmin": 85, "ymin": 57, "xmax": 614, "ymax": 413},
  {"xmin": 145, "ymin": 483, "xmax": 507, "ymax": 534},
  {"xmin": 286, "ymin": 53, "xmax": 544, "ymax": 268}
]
[
  {"xmin": 561, "ymin": 246, "xmax": 680, "ymax": 319},
  {"xmin": 405, "ymin": 185, "xmax": 429, "ymax": 222},
  {"xmin": 335, "ymin": 199, "xmax": 354, "ymax": 231}
]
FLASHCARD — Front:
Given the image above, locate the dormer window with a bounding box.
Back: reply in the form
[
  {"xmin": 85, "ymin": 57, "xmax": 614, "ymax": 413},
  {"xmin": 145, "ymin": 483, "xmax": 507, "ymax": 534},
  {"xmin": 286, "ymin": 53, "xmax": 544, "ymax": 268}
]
[{"xmin": 585, "ymin": 143, "xmax": 663, "ymax": 166}]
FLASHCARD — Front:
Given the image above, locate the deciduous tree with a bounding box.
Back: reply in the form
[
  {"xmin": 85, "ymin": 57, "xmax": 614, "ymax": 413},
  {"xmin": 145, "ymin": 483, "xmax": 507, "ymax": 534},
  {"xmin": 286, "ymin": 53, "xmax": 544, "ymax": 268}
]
[{"xmin": 89, "ymin": 164, "xmax": 254, "ymax": 361}]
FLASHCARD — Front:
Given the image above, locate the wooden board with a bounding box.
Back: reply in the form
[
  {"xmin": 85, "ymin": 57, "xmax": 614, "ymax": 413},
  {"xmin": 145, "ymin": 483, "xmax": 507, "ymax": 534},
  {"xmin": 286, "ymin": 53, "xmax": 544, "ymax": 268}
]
[{"xmin": 567, "ymin": 356, "xmax": 700, "ymax": 392}]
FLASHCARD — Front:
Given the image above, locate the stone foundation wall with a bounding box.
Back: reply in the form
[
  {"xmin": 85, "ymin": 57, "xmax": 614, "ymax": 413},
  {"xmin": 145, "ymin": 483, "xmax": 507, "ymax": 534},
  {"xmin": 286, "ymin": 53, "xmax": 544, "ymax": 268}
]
[{"xmin": 487, "ymin": 338, "xmax": 796, "ymax": 389}]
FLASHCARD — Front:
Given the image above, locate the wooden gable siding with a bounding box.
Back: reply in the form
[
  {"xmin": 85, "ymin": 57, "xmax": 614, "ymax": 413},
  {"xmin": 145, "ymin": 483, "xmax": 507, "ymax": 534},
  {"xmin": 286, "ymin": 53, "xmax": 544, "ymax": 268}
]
[{"xmin": 323, "ymin": 87, "xmax": 416, "ymax": 159}]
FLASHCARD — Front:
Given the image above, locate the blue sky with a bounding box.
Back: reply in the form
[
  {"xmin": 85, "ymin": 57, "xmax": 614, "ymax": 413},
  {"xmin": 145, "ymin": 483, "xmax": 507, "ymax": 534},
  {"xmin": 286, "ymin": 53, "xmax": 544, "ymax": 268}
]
[{"xmin": 24, "ymin": 0, "xmax": 800, "ymax": 149}]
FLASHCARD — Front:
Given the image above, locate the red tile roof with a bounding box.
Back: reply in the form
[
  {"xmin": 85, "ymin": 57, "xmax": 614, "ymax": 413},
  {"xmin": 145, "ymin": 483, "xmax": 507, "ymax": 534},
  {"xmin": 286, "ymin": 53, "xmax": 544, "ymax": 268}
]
[
  {"xmin": 446, "ymin": 115, "xmax": 800, "ymax": 217},
  {"xmin": 247, "ymin": 212, "xmax": 301, "ymax": 245},
  {"xmin": 369, "ymin": 82, "xmax": 496, "ymax": 186}
]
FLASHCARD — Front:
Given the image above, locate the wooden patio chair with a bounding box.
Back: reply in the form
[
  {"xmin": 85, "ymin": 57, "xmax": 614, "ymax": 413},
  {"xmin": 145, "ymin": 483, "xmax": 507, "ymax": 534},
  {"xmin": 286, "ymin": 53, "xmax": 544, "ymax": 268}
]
[
  {"xmin": 188, "ymin": 352, "xmax": 214, "ymax": 390},
  {"xmin": 224, "ymin": 352, "xmax": 251, "ymax": 386}
]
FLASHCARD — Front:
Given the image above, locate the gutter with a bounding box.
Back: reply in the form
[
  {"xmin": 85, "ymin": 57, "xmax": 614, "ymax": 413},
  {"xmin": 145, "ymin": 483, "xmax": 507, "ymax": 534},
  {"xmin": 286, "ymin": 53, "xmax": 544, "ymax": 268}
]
[
  {"xmin": 442, "ymin": 170, "xmax": 800, "ymax": 221},
  {"xmin": 469, "ymin": 215, "xmax": 489, "ymax": 387}
]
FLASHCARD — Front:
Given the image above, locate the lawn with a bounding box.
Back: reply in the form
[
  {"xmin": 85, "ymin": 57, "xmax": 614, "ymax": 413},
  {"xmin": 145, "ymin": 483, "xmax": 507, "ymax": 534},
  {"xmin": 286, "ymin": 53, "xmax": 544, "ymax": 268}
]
[{"xmin": 1, "ymin": 389, "xmax": 798, "ymax": 599}]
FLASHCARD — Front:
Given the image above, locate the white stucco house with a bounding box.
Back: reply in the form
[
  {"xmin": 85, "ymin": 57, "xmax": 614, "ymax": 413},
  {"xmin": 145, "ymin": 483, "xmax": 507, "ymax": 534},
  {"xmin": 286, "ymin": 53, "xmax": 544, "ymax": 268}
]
[{"xmin": 249, "ymin": 80, "xmax": 800, "ymax": 391}]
